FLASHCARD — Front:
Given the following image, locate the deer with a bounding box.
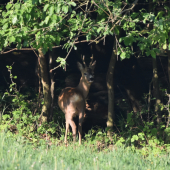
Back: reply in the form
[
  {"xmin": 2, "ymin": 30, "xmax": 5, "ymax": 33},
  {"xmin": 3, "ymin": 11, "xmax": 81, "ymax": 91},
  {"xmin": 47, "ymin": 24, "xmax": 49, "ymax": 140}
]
[{"xmin": 58, "ymin": 56, "xmax": 96, "ymax": 145}]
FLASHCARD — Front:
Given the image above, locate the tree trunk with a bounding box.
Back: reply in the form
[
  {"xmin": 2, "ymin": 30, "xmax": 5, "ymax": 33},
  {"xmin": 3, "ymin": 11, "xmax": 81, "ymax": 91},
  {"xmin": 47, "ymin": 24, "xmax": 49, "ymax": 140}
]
[
  {"xmin": 37, "ymin": 57, "xmax": 42, "ymax": 108},
  {"xmin": 106, "ymin": 39, "xmax": 117, "ymax": 137},
  {"xmin": 168, "ymin": 51, "xmax": 170, "ymax": 88},
  {"xmin": 38, "ymin": 48, "xmax": 51, "ymax": 123},
  {"xmin": 152, "ymin": 57, "xmax": 161, "ymax": 124},
  {"xmin": 147, "ymin": 0, "xmax": 161, "ymax": 124},
  {"xmin": 166, "ymin": 50, "xmax": 170, "ymax": 128},
  {"xmin": 126, "ymin": 89, "xmax": 140, "ymax": 113},
  {"xmin": 49, "ymin": 50, "xmax": 55, "ymax": 121}
]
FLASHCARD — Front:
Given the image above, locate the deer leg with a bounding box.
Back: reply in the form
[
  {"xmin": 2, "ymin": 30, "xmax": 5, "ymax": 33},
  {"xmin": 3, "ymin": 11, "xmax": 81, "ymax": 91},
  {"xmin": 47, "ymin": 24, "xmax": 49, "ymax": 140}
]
[
  {"xmin": 69, "ymin": 119, "xmax": 77, "ymax": 142},
  {"xmin": 78, "ymin": 112, "xmax": 84, "ymax": 145},
  {"xmin": 64, "ymin": 121, "xmax": 69, "ymax": 144}
]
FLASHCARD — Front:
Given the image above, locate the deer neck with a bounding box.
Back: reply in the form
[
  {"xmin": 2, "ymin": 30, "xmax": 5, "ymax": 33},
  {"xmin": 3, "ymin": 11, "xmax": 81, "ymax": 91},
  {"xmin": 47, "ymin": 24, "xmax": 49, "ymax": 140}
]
[{"xmin": 77, "ymin": 77, "xmax": 91, "ymax": 99}]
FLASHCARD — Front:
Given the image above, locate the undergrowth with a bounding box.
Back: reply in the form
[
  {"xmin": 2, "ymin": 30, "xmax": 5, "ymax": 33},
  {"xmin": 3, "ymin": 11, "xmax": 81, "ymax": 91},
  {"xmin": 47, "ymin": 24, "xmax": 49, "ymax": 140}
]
[
  {"xmin": 0, "ymin": 65, "xmax": 65, "ymax": 145},
  {"xmin": 0, "ymin": 64, "xmax": 170, "ymax": 166}
]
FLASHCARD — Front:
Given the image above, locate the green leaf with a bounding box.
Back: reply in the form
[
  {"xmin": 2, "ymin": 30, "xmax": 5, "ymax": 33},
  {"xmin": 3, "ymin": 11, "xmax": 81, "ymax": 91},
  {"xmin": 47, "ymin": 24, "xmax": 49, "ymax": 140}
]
[
  {"xmin": 43, "ymin": 4, "xmax": 49, "ymax": 11},
  {"xmin": 124, "ymin": 37, "xmax": 130, "ymax": 46},
  {"xmin": 56, "ymin": 36, "xmax": 60, "ymax": 45},
  {"xmin": 74, "ymin": 45, "xmax": 77, "ymax": 50},
  {"xmin": 51, "ymin": 14, "xmax": 57, "ymax": 23},
  {"xmin": 39, "ymin": 21, "xmax": 44, "ymax": 26},
  {"xmin": 68, "ymin": 31, "xmax": 72, "ymax": 39},
  {"xmin": 129, "ymin": 22, "xmax": 135, "ymax": 28},
  {"xmin": 44, "ymin": 16, "xmax": 50, "ymax": 24},
  {"xmin": 16, "ymin": 42, "xmax": 22, "ymax": 49},
  {"xmin": 62, "ymin": 5, "xmax": 68, "ymax": 13},
  {"xmin": 97, "ymin": 27, "xmax": 103, "ymax": 33},
  {"xmin": 4, "ymin": 39, "xmax": 8, "ymax": 47},
  {"xmin": 25, "ymin": 14, "xmax": 31, "ymax": 22},
  {"xmin": 2, "ymin": 114, "xmax": 10, "ymax": 120},
  {"xmin": 55, "ymin": 4, "xmax": 61, "ymax": 14},
  {"xmin": 23, "ymin": 40, "xmax": 28, "ymax": 47},
  {"xmin": 15, "ymin": 3, "xmax": 20, "ymax": 9},
  {"xmin": 49, "ymin": 6, "xmax": 54, "ymax": 16},
  {"xmin": 69, "ymin": 2, "xmax": 76, "ymax": 7},
  {"xmin": 2, "ymin": 23, "xmax": 8, "ymax": 30},
  {"xmin": 119, "ymin": 37, "xmax": 124, "ymax": 43},
  {"xmin": 6, "ymin": 3, "xmax": 12, "ymax": 10},
  {"xmin": 114, "ymin": 26, "xmax": 119, "ymax": 35},
  {"xmin": 145, "ymin": 50, "xmax": 150, "ymax": 56},
  {"xmin": 12, "ymin": 15, "xmax": 18, "ymax": 24},
  {"xmin": 151, "ymin": 128, "xmax": 157, "ymax": 136},
  {"xmin": 150, "ymin": 50, "xmax": 156, "ymax": 58},
  {"xmin": 158, "ymin": 20, "xmax": 163, "ymax": 31},
  {"xmin": 9, "ymin": 36, "xmax": 16, "ymax": 43},
  {"xmin": 42, "ymin": 47, "xmax": 47, "ymax": 55},
  {"xmin": 120, "ymin": 52, "xmax": 126, "ymax": 60},
  {"xmin": 103, "ymin": 29, "xmax": 109, "ymax": 36},
  {"xmin": 56, "ymin": 57, "xmax": 66, "ymax": 69},
  {"xmin": 131, "ymin": 12, "xmax": 138, "ymax": 19},
  {"xmin": 86, "ymin": 34, "xmax": 91, "ymax": 41},
  {"xmin": 131, "ymin": 135, "xmax": 139, "ymax": 142},
  {"xmin": 163, "ymin": 44, "xmax": 167, "ymax": 50},
  {"xmin": 156, "ymin": 11, "xmax": 164, "ymax": 19},
  {"xmin": 32, "ymin": 0, "xmax": 38, "ymax": 5}
]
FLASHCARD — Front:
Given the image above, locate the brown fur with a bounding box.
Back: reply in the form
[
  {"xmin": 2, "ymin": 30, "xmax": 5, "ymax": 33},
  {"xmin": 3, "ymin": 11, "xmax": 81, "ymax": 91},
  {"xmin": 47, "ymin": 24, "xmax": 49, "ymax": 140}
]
[{"xmin": 58, "ymin": 60, "xmax": 96, "ymax": 145}]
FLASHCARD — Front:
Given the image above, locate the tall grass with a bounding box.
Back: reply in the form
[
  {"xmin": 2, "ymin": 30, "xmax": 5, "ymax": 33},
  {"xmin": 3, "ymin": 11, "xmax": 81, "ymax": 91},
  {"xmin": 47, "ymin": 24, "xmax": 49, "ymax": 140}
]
[{"xmin": 0, "ymin": 132, "xmax": 170, "ymax": 170}]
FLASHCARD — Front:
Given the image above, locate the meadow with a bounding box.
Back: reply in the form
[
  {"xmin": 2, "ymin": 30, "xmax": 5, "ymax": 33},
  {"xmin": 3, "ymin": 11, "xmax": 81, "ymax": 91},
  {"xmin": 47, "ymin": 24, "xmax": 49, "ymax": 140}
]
[{"xmin": 1, "ymin": 132, "xmax": 170, "ymax": 170}]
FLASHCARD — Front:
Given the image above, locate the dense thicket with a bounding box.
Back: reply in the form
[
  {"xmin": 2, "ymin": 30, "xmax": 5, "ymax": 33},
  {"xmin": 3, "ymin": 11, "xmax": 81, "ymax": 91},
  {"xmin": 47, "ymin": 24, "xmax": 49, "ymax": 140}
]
[{"xmin": 0, "ymin": 0, "xmax": 170, "ymax": 147}]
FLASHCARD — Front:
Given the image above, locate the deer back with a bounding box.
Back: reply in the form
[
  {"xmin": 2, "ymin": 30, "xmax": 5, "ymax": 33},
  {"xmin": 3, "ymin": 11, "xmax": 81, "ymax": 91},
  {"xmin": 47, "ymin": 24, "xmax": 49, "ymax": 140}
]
[{"xmin": 58, "ymin": 60, "xmax": 96, "ymax": 115}]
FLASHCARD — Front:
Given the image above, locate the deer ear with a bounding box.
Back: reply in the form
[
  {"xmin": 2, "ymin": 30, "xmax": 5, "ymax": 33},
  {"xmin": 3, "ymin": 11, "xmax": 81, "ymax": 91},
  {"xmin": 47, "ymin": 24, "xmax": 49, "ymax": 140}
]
[
  {"xmin": 89, "ymin": 60, "xmax": 96, "ymax": 70},
  {"xmin": 77, "ymin": 62, "xmax": 84, "ymax": 71}
]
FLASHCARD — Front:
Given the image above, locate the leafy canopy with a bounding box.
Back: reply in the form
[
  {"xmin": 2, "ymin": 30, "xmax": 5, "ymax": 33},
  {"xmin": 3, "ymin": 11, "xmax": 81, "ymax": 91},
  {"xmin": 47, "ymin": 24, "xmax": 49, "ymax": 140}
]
[{"xmin": 1, "ymin": 0, "xmax": 170, "ymax": 60}]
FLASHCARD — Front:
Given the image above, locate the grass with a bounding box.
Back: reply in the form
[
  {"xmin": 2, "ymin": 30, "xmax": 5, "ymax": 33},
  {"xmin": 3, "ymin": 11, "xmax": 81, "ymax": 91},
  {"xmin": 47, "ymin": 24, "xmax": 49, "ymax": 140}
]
[{"xmin": 0, "ymin": 132, "xmax": 170, "ymax": 170}]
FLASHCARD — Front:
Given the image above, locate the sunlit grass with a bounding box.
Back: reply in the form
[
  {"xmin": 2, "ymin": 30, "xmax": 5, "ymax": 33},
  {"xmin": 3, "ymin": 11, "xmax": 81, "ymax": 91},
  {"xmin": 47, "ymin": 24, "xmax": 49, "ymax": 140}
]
[{"xmin": 0, "ymin": 132, "xmax": 170, "ymax": 170}]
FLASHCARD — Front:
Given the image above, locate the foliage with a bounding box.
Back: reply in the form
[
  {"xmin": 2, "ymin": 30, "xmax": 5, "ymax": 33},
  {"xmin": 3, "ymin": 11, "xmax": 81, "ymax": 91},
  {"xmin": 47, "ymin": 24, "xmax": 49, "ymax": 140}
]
[
  {"xmin": 115, "ymin": 105, "xmax": 170, "ymax": 156},
  {"xmin": 0, "ymin": 0, "xmax": 135, "ymax": 61},
  {"xmin": 0, "ymin": 65, "xmax": 64, "ymax": 144},
  {"xmin": 0, "ymin": 0, "xmax": 77, "ymax": 53},
  {"xmin": 119, "ymin": 3, "xmax": 170, "ymax": 58},
  {"xmin": 1, "ymin": 0, "xmax": 169, "ymax": 62}
]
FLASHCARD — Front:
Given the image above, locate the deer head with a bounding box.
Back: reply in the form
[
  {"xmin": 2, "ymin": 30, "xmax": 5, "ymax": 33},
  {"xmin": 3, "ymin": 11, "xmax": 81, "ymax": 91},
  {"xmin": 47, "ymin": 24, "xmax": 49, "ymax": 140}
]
[{"xmin": 78, "ymin": 55, "xmax": 96, "ymax": 83}]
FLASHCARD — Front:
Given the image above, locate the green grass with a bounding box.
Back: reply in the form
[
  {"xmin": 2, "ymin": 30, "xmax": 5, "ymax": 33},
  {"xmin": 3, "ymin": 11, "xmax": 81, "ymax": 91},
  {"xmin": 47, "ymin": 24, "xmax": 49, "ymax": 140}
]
[{"xmin": 0, "ymin": 132, "xmax": 170, "ymax": 170}]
